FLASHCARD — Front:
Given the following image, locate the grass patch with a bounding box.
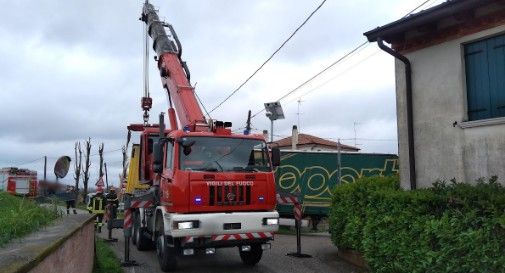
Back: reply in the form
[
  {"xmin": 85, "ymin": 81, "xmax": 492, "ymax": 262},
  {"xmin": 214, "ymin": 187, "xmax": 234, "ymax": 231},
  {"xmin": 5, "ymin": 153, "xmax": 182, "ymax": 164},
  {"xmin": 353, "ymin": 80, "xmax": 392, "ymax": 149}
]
[
  {"xmin": 94, "ymin": 238, "xmax": 123, "ymax": 273},
  {"xmin": 0, "ymin": 192, "xmax": 59, "ymax": 247}
]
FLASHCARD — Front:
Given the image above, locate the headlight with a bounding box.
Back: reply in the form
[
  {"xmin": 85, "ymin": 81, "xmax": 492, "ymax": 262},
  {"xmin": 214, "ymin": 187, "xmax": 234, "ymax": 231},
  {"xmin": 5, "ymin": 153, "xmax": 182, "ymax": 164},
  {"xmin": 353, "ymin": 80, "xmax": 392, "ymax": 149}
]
[
  {"xmin": 174, "ymin": 220, "xmax": 199, "ymax": 229},
  {"xmin": 263, "ymin": 218, "xmax": 279, "ymax": 226}
]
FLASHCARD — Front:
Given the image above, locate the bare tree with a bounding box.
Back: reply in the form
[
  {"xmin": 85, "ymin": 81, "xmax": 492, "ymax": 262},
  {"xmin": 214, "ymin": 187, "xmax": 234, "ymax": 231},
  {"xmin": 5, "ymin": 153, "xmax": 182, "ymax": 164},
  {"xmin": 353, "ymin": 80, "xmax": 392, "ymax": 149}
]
[
  {"xmin": 82, "ymin": 137, "xmax": 92, "ymax": 198},
  {"xmin": 98, "ymin": 143, "xmax": 106, "ymax": 189},
  {"xmin": 73, "ymin": 141, "xmax": 82, "ymax": 196}
]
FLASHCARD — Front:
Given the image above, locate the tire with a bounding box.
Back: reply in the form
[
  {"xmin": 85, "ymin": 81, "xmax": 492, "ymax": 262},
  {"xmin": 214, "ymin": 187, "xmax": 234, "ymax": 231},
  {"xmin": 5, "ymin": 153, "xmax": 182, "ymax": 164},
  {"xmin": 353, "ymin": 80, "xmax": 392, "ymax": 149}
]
[
  {"xmin": 135, "ymin": 220, "xmax": 152, "ymax": 251},
  {"xmin": 239, "ymin": 244, "xmax": 263, "ymax": 266},
  {"xmin": 132, "ymin": 213, "xmax": 138, "ymax": 245},
  {"xmin": 135, "ymin": 227, "xmax": 150, "ymax": 250},
  {"xmin": 156, "ymin": 221, "xmax": 178, "ymax": 272},
  {"xmin": 131, "ymin": 223, "xmax": 137, "ymax": 245}
]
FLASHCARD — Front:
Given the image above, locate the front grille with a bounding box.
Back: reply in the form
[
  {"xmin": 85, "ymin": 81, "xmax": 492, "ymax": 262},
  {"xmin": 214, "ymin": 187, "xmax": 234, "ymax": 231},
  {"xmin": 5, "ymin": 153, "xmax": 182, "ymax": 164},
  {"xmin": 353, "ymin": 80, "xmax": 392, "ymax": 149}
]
[{"xmin": 209, "ymin": 185, "xmax": 251, "ymax": 206}]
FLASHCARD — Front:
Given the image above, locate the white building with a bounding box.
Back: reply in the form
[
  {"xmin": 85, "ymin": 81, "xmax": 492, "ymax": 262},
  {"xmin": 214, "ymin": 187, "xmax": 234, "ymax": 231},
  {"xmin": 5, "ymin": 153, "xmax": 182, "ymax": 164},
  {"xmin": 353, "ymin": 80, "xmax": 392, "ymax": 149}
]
[{"xmin": 365, "ymin": 0, "xmax": 505, "ymax": 188}]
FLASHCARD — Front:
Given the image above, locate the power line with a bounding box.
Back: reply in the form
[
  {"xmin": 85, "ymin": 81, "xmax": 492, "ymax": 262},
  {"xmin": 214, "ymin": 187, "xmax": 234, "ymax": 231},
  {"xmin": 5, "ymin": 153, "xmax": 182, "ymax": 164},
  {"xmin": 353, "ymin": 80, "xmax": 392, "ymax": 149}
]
[
  {"xmin": 16, "ymin": 157, "xmax": 45, "ymax": 166},
  {"xmin": 288, "ymin": 45, "xmax": 379, "ymax": 104},
  {"xmin": 208, "ymin": 0, "xmax": 328, "ymax": 114},
  {"xmin": 403, "ymin": 0, "xmax": 433, "ymax": 17},
  {"xmin": 251, "ymin": 41, "xmax": 368, "ymax": 118},
  {"xmin": 192, "ymin": 82, "xmax": 212, "ymax": 119},
  {"xmin": 90, "ymin": 147, "xmax": 123, "ymax": 157},
  {"xmin": 250, "ymin": 0, "xmax": 435, "ymax": 119}
]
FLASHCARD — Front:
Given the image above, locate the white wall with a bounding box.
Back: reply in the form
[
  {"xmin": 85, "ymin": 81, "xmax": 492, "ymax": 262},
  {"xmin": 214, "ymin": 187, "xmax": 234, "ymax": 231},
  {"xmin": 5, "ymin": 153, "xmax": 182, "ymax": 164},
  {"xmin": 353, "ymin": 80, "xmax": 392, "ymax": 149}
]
[{"xmin": 395, "ymin": 24, "xmax": 505, "ymax": 188}]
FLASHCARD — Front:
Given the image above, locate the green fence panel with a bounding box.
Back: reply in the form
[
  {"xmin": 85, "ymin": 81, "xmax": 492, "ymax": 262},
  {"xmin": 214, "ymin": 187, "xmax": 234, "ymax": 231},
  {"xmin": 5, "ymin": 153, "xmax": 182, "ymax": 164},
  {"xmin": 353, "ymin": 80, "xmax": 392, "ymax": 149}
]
[{"xmin": 275, "ymin": 151, "xmax": 398, "ymax": 217}]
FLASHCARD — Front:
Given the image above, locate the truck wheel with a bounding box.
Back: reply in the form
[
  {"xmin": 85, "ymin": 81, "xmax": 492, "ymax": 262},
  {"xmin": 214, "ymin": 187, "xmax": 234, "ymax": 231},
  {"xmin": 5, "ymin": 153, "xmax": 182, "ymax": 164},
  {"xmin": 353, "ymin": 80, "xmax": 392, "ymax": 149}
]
[
  {"xmin": 239, "ymin": 244, "xmax": 263, "ymax": 266},
  {"xmin": 133, "ymin": 214, "xmax": 152, "ymax": 251},
  {"xmin": 156, "ymin": 233, "xmax": 177, "ymax": 272},
  {"xmin": 135, "ymin": 225, "xmax": 151, "ymax": 251},
  {"xmin": 132, "ymin": 217, "xmax": 137, "ymax": 245}
]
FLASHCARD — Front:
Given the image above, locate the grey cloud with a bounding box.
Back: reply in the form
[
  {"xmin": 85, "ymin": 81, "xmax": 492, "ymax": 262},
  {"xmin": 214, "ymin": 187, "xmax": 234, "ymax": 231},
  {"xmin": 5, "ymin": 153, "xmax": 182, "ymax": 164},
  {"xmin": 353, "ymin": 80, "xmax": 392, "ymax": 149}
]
[{"xmin": 0, "ymin": 0, "xmax": 409, "ymax": 179}]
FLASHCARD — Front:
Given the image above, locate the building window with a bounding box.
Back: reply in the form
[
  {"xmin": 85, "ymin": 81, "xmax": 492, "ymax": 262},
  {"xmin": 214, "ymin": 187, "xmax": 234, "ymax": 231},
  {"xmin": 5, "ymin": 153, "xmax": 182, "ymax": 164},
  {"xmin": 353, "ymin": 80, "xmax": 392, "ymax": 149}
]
[{"xmin": 464, "ymin": 34, "xmax": 505, "ymax": 121}]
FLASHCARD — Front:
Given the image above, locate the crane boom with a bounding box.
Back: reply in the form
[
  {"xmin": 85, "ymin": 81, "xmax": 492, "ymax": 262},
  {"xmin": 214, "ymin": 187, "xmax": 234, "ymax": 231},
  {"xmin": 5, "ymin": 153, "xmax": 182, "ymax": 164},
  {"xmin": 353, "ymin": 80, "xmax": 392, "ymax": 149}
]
[
  {"xmin": 122, "ymin": 3, "xmax": 281, "ymax": 271},
  {"xmin": 141, "ymin": 3, "xmax": 208, "ymax": 132}
]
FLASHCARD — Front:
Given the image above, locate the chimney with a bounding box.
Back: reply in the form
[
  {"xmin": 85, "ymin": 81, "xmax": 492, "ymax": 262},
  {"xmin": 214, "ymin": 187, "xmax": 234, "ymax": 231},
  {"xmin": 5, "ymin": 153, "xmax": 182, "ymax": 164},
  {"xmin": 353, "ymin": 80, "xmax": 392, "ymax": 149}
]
[
  {"xmin": 262, "ymin": 130, "xmax": 269, "ymax": 141},
  {"xmin": 291, "ymin": 125, "xmax": 298, "ymax": 150}
]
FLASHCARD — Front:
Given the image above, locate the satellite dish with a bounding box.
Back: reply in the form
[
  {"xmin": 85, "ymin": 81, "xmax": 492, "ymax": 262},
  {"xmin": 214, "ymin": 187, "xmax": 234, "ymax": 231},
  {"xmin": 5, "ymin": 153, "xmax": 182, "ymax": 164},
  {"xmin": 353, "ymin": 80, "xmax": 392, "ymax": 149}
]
[{"xmin": 54, "ymin": 156, "xmax": 71, "ymax": 179}]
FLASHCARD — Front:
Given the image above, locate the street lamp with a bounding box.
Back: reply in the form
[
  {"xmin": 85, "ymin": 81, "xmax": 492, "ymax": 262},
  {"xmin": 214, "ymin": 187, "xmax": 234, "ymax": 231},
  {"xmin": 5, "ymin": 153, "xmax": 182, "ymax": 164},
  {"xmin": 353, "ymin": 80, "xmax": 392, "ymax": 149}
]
[{"xmin": 264, "ymin": 101, "xmax": 285, "ymax": 142}]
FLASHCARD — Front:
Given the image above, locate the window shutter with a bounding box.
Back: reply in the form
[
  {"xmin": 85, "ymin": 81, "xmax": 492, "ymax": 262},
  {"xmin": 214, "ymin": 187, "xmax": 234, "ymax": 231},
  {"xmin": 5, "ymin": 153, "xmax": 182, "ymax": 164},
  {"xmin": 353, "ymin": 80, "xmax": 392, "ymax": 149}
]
[
  {"xmin": 465, "ymin": 40, "xmax": 491, "ymax": 121},
  {"xmin": 487, "ymin": 34, "xmax": 505, "ymax": 118}
]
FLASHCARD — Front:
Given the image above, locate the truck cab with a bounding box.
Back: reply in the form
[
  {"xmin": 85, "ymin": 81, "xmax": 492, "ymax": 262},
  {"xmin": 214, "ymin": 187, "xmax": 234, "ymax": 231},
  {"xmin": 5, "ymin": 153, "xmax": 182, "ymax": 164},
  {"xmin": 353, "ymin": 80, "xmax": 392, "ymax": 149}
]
[{"xmin": 129, "ymin": 122, "xmax": 280, "ymax": 271}]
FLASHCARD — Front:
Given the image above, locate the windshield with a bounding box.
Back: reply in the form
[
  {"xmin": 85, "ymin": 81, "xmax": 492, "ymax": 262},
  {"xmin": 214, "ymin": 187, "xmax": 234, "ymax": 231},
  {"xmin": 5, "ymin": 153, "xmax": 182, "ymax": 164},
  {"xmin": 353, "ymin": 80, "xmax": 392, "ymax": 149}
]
[{"xmin": 179, "ymin": 137, "xmax": 271, "ymax": 172}]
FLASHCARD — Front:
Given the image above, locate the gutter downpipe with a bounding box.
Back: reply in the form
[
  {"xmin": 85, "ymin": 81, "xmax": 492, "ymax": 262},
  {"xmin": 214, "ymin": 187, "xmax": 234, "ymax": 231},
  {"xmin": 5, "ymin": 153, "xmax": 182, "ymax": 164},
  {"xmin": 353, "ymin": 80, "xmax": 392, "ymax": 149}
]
[{"xmin": 377, "ymin": 37, "xmax": 416, "ymax": 190}]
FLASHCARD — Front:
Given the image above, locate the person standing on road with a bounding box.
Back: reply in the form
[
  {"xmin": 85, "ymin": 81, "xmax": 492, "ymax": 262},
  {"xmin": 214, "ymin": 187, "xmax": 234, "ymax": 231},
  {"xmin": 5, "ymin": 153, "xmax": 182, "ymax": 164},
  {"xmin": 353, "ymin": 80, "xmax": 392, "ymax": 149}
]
[
  {"xmin": 105, "ymin": 187, "xmax": 119, "ymax": 220},
  {"xmin": 65, "ymin": 186, "xmax": 77, "ymax": 215},
  {"xmin": 90, "ymin": 187, "xmax": 106, "ymax": 232}
]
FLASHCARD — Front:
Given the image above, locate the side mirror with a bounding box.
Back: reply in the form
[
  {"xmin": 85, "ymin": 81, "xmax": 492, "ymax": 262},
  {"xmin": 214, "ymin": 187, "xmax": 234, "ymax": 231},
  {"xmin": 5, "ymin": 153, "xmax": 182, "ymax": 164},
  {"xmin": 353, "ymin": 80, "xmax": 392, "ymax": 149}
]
[
  {"xmin": 153, "ymin": 142, "xmax": 164, "ymax": 174},
  {"xmin": 271, "ymin": 147, "xmax": 281, "ymax": 167}
]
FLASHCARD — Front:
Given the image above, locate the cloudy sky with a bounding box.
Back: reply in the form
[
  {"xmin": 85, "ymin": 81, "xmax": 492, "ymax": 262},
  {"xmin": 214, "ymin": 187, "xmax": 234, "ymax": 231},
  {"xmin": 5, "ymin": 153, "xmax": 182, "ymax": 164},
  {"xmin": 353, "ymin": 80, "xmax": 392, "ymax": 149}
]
[{"xmin": 0, "ymin": 0, "xmax": 443, "ymax": 185}]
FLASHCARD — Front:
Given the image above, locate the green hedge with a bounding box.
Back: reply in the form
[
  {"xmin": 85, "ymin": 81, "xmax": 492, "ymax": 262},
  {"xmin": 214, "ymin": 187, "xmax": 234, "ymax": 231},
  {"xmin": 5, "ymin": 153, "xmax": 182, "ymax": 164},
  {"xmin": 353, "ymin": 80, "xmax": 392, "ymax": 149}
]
[{"xmin": 329, "ymin": 176, "xmax": 505, "ymax": 273}]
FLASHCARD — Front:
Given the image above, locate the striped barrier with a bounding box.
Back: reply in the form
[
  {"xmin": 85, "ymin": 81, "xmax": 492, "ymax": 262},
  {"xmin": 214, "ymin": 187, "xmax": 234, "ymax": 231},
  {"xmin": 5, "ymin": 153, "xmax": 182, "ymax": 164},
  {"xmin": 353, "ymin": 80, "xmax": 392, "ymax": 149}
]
[
  {"xmin": 276, "ymin": 193, "xmax": 302, "ymax": 221},
  {"xmin": 276, "ymin": 193, "xmax": 311, "ymax": 258},
  {"xmin": 123, "ymin": 209, "xmax": 133, "ymax": 231},
  {"xmin": 121, "ymin": 197, "xmax": 139, "ymax": 267}
]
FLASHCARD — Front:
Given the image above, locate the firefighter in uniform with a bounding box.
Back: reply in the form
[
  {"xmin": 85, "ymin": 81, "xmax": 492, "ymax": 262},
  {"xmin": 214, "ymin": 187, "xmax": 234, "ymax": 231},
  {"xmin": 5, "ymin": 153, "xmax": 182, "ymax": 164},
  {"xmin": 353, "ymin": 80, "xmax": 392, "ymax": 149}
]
[
  {"xmin": 90, "ymin": 187, "xmax": 106, "ymax": 232},
  {"xmin": 105, "ymin": 187, "xmax": 119, "ymax": 220}
]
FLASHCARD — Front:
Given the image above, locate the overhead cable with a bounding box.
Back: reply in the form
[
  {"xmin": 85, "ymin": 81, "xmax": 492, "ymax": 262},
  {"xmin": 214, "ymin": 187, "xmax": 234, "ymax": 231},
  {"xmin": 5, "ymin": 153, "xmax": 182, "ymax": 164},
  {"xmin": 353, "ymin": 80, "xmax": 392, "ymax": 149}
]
[
  {"xmin": 251, "ymin": 0, "xmax": 436, "ymax": 119},
  {"xmin": 251, "ymin": 41, "xmax": 368, "ymax": 118},
  {"xmin": 208, "ymin": 0, "xmax": 328, "ymax": 114}
]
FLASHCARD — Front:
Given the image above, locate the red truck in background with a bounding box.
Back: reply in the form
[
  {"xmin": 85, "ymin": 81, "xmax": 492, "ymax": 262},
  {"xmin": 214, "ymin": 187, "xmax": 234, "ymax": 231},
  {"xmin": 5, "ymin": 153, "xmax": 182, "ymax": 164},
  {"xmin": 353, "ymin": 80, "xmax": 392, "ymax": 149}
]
[
  {"xmin": 0, "ymin": 167, "xmax": 38, "ymax": 197},
  {"xmin": 121, "ymin": 2, "xmax": 281, "ymax": 272}
]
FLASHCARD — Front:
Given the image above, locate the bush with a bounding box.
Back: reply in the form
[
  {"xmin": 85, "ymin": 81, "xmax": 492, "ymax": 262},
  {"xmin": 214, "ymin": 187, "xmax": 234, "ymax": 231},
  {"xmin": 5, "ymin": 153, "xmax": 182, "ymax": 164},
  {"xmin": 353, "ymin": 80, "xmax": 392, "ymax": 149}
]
[
  {"xmin": 330, "ymin": 177, "xmax": 505, "ymax": 273},
  {"xmin": 329, "ymin": 175, "xmax": 399, "ymax": 251}
]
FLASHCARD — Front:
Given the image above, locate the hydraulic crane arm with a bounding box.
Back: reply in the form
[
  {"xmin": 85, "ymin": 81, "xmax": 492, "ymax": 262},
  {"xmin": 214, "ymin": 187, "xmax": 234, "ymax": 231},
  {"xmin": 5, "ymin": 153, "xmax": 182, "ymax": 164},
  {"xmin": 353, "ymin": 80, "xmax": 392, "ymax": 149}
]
[{"xmin": 142, "ymin": 2, "xmax": 208, "ymax": 132}]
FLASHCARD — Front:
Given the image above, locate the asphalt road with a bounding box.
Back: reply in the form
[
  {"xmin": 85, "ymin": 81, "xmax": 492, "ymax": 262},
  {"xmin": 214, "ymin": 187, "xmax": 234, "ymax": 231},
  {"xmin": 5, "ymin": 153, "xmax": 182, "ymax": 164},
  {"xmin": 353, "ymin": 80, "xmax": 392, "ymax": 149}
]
[{"xmin": 98, "ymin": 229, "xmax": 364, "ymax": 273}]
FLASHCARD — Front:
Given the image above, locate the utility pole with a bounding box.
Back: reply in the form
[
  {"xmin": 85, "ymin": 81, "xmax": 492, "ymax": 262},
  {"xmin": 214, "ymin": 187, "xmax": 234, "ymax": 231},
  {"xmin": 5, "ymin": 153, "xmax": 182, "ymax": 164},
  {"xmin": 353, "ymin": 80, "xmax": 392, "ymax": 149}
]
[
  {"xmin": 244, "ymin": 110, "xmax": 251, "ymax": 135},
  {"xmin": 104, "ymin": 162, "xmax": 109, "ymax": 189},
  {"xmin": 264, "ymin": 102, "xmax": 285, "ymax": 143},
  {"xmin": 43, "ymin": 156, "xmax": 47, "ymax": 181},
  {"xmin": 270, "ymin": 120, "xmax": 274, "ymax": 142}
]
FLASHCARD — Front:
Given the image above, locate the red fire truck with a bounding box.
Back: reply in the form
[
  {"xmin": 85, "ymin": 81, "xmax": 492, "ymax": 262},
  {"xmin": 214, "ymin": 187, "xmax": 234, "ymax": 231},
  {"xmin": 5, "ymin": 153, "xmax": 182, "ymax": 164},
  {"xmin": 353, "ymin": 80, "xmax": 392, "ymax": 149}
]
[
  {"xmin": 0, "ymin": 167, "xmax": 38, "ymax": 197},
  {"xmin": 122, "ymin": 2, "xmax": 280, "ymax": 271}
]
